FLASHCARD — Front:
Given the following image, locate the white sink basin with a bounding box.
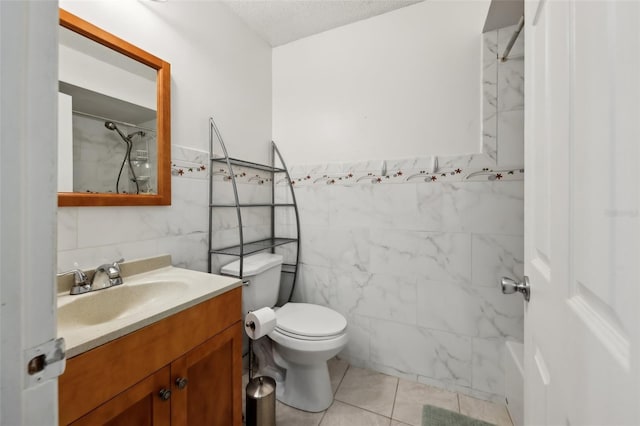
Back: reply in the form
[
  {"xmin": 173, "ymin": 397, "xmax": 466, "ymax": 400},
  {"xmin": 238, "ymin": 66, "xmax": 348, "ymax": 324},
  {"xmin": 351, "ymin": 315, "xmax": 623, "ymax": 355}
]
[
  {"xmin": 57, "ymin": 265, "xmax": 241, "ymax": 358},
  {"xmin": 58, "ymin": 281, "xmax": 189, "ymax": 327}
]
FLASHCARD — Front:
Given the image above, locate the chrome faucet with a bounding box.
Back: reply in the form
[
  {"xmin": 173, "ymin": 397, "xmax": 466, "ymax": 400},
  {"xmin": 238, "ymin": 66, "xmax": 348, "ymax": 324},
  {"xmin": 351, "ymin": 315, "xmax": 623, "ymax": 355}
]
[
  {"xmin": 92, "ymin": 258, "xmax": 124, "ymax": 290},
  {"xmin": 58, "ymin": 258, "xmax": 125, "ymax": 295},
  {"xmin": 57, "ymin": 269, "xmax": 91, "ymax": 295}
]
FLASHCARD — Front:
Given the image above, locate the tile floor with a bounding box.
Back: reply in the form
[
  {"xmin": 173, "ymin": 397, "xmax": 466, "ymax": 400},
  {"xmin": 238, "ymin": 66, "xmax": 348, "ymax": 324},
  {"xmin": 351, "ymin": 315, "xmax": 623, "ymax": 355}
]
[{"xmin": 243, "ymin": 358, "xmax": 513, "ymax": 426}]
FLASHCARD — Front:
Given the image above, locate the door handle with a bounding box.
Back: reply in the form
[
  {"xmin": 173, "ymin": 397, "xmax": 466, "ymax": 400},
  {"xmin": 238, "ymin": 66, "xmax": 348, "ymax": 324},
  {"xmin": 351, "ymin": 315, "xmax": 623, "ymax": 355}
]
[{"xmin": 501, "ymin": 276, "xmax": 530, "ymax": 302}]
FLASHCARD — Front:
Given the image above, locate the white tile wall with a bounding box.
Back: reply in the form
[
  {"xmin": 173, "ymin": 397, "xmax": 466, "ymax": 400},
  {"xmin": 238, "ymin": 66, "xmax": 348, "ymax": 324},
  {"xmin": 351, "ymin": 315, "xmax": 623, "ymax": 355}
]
[
  {"xmin": 416, "ymin": 182, "xmax": 525, "ymax": 234},
  {"xmin": 472, "ymin": 234, "xmax": 524, "ymax": 287},
  {"xmin": 288, "ymin": 173, "xmax": 524, "ymax": 402},
  {"xmin": 370, "ymin": 319, "xmax": 473, "ymax": 387}
]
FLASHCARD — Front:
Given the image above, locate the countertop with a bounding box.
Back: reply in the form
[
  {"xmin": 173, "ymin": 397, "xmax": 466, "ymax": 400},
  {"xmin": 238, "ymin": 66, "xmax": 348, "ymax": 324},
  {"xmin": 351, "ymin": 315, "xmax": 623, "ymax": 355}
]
[{"xmin": 58, "ymin": 260, "xmax": 241, "ymax": 358}]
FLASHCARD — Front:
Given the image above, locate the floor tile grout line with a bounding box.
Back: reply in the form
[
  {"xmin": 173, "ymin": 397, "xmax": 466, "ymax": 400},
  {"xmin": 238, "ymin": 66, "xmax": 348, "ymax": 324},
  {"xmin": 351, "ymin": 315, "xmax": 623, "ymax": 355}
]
[
  {"xmin": 504, "ymin": 401, "xmax": 515, "ymax": 426},
  {"xmin": 332, "ymin": 398, "xmax": 395, "ymax": 420},
  {"xmin": 319, "ymin": 360, "xmax": 349, "ymax": 426},
  {"xmin": 317, "ymin": 400, "xmax": 332, "ymax": 426},
  {"xmin": 390, "ymin": 377, "xmax": 400, "ymax": 421},
  {"xmin": 333, "ymin": 362, "xmax": 350, "ymax": 396}
]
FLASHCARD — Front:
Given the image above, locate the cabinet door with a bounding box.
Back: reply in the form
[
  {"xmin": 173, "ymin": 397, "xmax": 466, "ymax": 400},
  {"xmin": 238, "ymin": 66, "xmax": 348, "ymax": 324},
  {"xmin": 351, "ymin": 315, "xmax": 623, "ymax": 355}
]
[
  {"xmin": 171, "ymin": 322, "xmax": 243, "ymax": 426},
  {"xmin": 70, "ymin": 366, "xmax": 171, "ymax": 426}
]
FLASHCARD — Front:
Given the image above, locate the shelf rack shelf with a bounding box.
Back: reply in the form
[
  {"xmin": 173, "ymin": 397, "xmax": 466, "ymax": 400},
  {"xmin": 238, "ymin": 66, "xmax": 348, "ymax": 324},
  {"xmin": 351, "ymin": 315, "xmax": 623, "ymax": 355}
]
[
  {"xmin": 207, "ymin": 117, "xmax": 300, "ymax": 302},
  {"xmin": 209, "ymin": 237, "xmax": 298, "ymax": 257},
  {"xmin": 211, "ymin": 157, "xmax": 287, "ymax": 173},
  {"xmin": 209, "ymin": 203, "xmax": 296, "ymax": 208}
]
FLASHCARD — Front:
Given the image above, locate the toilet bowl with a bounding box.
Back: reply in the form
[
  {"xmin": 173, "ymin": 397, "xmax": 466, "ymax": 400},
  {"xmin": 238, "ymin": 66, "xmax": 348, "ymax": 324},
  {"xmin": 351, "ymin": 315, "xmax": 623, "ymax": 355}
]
[
  {"xmin": 220, "ymin": 254, "xmax": 348, "ymax": 413},
  {"xmin": 268, "ymin": 303, "xmax": 347, "ymax": 412}
]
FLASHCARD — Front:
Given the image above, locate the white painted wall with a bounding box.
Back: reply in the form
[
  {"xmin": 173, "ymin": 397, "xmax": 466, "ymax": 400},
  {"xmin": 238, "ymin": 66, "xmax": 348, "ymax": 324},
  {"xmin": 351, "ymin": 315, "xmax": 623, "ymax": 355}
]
[
  {"xmin": 273, "ymin": 0, "xmax": 491, "ymax": 165},
  {"xmin": 59, "ymin": 38, "xmax": 157, "ymax": 110},
  {"xmin": 60, "ymin": 0, "xmax": 272, "ymax": 164},
  {"xmin": 58, "ymin": 1, "xmax": 272, "ymax": 272}
]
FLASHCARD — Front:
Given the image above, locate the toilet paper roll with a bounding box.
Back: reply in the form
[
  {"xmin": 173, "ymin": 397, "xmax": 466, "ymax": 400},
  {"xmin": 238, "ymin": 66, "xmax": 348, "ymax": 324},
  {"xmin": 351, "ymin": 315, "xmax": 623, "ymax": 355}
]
[{"xmin": 244, "ymin": 307, "xmax": 276, "ymax": 340}]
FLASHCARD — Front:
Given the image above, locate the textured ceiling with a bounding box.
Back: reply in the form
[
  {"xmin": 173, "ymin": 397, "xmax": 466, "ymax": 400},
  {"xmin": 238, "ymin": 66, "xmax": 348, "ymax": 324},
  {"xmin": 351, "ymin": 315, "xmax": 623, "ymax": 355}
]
[{"xmin": 223, "ymin": 0, "xmax": 424, "ymax": 47}]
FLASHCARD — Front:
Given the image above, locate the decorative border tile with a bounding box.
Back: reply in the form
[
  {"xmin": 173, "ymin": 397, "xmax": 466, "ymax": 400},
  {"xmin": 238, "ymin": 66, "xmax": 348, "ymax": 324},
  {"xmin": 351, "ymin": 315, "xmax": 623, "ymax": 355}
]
[
  {"xmin": 278, "ymin": 156, "xmax": 523, "ymax": 188},
  {"xmin": 208, "ymin": 165, "xmax": 273, "ymax": 185},
  {"xmin": 171, "ymin": 162, "xmax": 208, "ymax": 178},
  {"xmin": 170, "ymin": 145, "xmax": 272, "ymax": 184},
  {"xmin": 171, "ymin": 145, "xmax": 208, "ymax": 180}
]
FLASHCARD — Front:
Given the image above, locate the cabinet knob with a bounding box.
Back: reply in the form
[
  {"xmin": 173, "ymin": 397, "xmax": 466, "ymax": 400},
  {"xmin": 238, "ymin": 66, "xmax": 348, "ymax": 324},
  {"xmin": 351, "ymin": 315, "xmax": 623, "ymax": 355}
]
[
  {"xmin": 158, "ymin": 388, "xmax": 172, "ymax": 401},
  {"xmin": 175, "ymin": 377, "xmax": 189, "ymax": 390}
]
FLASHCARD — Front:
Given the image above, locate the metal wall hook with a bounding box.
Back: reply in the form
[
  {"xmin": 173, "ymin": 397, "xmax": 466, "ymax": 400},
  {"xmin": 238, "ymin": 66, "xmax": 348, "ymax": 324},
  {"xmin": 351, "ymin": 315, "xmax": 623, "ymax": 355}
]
[
  {"xmin": 355, "ymin": 175, "xmax": 380, "ymax": 183},
  {"xmin": 404, "ymin": 173, "xmax": 430, "ymax": 182}
]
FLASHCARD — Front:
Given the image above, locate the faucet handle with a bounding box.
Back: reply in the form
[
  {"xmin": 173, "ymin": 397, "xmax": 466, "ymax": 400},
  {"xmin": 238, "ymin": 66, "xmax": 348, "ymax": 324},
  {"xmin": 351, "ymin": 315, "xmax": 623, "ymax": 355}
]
[
  {"xmin": 57, "ymin": 269, "xmax": 89, "ymax": 285},
  {"xmin": 96, "ymin": 263, "xmax": 121, "ymax": 279},
  {"xmin": 57, "ymin": 269, "xmax": 91, "ymax": 295},
  {"xmin": 112, "ymin": 258, "xmax": 124, "ymax": 271}
]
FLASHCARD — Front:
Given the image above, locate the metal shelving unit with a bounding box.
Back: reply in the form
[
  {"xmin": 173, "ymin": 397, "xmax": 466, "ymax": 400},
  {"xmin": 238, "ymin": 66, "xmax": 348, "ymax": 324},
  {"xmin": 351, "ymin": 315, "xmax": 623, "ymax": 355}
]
[{"xmin": 207, "ymin": 117, "xmax": 300, "ymax": 302}]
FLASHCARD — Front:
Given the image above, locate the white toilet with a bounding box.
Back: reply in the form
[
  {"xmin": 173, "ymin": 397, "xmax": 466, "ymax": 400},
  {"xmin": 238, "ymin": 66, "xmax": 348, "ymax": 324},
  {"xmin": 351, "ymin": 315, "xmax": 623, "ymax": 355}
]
[{"xmin": 221, "ymin": 253, "xmax": 348, "ymax": 412}]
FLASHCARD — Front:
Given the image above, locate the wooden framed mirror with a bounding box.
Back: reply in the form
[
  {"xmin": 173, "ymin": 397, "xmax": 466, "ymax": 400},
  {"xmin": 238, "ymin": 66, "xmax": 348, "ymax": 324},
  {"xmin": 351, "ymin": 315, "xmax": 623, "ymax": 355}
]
[{"xmin": 58, "ymin": 9, "xmax": 171, "ymax": 206}]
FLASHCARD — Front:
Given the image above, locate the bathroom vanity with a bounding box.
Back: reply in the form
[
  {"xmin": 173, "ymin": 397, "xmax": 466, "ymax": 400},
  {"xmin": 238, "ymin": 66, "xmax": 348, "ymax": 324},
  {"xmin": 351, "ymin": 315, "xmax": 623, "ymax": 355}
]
[{"xmin": 57, "ymin": 258, "xmax": 243, "ymax": 426}]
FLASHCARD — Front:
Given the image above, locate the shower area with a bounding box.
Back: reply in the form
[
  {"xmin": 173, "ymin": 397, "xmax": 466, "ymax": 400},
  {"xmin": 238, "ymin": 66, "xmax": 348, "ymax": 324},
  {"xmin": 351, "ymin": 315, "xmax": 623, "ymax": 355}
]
[
  {"xmin": 69, "ymin": 112, "xmax": 156, "ymax": 194},
  {"xmin": 57, "ymin": 21, "xmax": 159, "ymax": 195}
]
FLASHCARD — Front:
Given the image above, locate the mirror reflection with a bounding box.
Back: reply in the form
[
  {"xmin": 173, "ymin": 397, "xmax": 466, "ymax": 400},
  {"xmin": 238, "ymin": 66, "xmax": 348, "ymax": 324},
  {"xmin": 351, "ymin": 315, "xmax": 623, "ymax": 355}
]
[
  {"xmin": 58, "ymin": 25, "xmax": 158, "ymax": 195},
  {"xmin": 57, "ymin": 9, "xmax": 171, "ymax": 207}
]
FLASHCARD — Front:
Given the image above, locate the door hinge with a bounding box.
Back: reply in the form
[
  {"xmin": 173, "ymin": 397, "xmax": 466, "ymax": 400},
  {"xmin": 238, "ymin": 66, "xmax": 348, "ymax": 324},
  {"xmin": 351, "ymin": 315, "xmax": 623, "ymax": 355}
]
[{"xmin": 24, "ymin": 337, "xmax": 66, "ymax": 388}]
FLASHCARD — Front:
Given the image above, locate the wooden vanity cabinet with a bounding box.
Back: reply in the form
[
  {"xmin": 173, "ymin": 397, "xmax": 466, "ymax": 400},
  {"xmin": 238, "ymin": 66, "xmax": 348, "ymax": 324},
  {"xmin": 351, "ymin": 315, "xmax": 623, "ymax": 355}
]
[
  {"xmin": 59, "ymin": 286, "xmax": 242, "ymax": 426},
  {"xmin": 170, "ymin": 324, "xmax": 239, "ymax": 426},
  {"xmin": 68, "ymin": 366, "xmax": 171, "ymax": 426}
]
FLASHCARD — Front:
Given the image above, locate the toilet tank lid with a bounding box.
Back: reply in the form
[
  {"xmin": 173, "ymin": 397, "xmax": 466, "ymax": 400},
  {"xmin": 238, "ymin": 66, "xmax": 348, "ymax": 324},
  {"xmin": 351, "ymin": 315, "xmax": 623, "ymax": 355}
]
[{"xmin": 220, "ymin": 253, "xmax": 283, "ymax": 277}]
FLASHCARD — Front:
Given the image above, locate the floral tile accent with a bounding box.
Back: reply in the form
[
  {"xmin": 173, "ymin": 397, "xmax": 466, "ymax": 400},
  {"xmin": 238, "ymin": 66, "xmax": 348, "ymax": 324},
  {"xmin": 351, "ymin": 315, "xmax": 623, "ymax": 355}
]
[
  {"xmin": 171, "ymin": 145, "xmax": 209, "ymax": 180},
  {"xmin": 208, "ymin": 165, "xmax": 273, "ymax": 184},
  {"xmin": 171, "ymin": 145, "xmax": 272, "ymax": 184},
  {"xmin": 171, "ymin": 162, "xmax": 207, "ymax": 178},
  {"xmin": 284, "ymin": 156, "xmax": 524, "ymax": 188},
  {"xmin": 175, "ymin": 145, "xmax": 524, "ymax": 187}
]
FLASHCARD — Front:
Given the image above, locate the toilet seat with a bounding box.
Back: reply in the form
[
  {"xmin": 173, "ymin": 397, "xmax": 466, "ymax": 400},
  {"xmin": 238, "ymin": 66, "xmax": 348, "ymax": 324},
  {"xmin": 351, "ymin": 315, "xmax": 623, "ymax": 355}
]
[
  {"xmin": 274, "ymin": 303, "xmax": 347, "ymax": 340},
  {"xmin": 269, "ymin": 326, "xmax": 348, "ymax": 354}
]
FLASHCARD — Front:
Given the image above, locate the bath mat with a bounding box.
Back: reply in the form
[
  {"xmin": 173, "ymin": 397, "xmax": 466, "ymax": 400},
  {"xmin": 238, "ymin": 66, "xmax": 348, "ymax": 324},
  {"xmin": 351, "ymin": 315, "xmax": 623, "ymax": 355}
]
[{"xmin": 422, "ymin": 404, "xmax": 496, "ymax": 426}]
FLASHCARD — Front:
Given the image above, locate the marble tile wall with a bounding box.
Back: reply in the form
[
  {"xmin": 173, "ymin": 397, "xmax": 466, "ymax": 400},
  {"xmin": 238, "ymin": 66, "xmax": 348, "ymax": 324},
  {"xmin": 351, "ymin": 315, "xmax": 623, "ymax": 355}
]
[
  {"xmin": 483, "ymin": 24, "xmax": 525, "ymax": 168},
  {"xmin": 278, "ymin": 172, "xmax": 524, "ymax": 403},
  {"xmin": 72, "ymin": 114, "xmax": 156, "ymax": 194}
]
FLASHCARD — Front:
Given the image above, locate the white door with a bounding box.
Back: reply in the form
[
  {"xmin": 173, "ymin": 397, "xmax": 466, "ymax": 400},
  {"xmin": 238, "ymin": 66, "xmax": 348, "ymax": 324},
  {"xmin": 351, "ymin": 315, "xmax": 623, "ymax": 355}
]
[
  {"xmin": 0, "ymin": 1, "xmax": 60, "ymax": 424},
  {"xmin": 523, "ymin": 0, "xmax": 640, "ymax": 425}
]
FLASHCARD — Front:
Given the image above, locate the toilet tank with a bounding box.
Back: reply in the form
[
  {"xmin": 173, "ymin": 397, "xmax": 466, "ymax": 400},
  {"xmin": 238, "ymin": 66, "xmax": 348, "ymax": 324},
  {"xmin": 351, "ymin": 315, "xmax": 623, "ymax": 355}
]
[{"xmin": 220, "ymin": 253, "xmax": 283, "ymax": 314}]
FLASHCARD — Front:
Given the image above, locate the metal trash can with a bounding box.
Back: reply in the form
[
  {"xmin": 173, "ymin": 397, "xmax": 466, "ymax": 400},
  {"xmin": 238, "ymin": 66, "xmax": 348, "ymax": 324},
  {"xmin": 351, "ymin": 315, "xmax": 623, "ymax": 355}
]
[{"xmin": 245, "ymin": 376, "xmax": 276, "ymax": 426}]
